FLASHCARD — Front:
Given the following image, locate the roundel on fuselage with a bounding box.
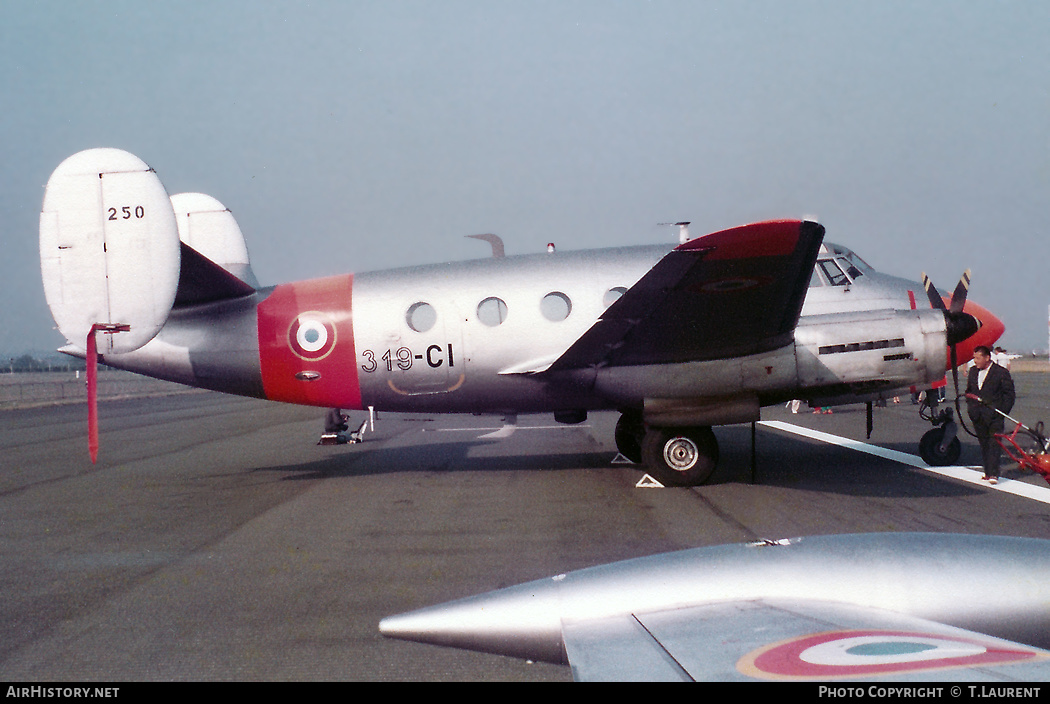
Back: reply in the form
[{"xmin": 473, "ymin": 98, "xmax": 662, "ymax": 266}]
[
  {"xmin": 257, "ymin": 274, "xmax": 362, "ymax": 409},
  {"xmin": 288, "ymin": 312, "xmax": 337, "ymax": 361}
]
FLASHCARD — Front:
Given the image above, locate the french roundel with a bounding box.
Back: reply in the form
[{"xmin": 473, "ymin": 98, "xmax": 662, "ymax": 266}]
[
  {"xmin": 737, "ymin": 629, "xmax": 1042, "ymax": 680},
  {"xmin": 288, "ymin": 312, "xmax": 337, "ymax": 361}
]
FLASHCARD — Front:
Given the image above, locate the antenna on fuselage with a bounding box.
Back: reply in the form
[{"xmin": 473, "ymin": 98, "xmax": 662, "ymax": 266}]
[
  {"xmin": 466, "ymin": 233, "xmax": 505, "ymax": 258},
  {"xmin": 659, "ymin": 221, "xmax": 691, "ymax": 244}
]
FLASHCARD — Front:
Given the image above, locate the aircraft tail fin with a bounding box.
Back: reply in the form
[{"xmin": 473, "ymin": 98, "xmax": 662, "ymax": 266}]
[
  {"xmin": 42, "ymin": 147, "xmax": 184, "ymax": 464},
  {"xmin": 40, "ymin": 151, "xmax": 260, "ymax": 356},
  {"xmin": 41, "ymin": 148, "xmax": 182, "ymax": 356},
  {"xmin": 170, "ymin": 192, "xmax": 259, "ymax": 291},
  {"xmin": 41, "ymin": 149, "xmax": 261, "ymax": 463}
]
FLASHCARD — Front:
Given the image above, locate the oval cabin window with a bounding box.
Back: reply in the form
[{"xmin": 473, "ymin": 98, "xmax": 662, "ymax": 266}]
[
  {"xmin": 477, "ymin": 297, "xmax": 508, "ymax": 327},
  {"xmin": 541, "ymin": 292, "xmax": 572, "ymax": 322},
  {"xmin": 406, "ymin": 302, "xmax": 437, "ymax": 333}
]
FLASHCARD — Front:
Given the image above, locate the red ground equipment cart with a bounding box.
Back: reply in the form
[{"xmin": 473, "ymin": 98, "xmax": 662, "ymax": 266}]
[{"xmin": 994, "ymin": 410, "xmax": 1050, "ymax": 483}]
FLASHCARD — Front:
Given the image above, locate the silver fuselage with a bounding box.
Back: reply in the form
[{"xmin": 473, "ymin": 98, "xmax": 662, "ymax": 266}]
[
  {"xmin": 349, "ymin": 242, "xmax": 945, "ymax": 415},
  {"xmin": 100, "ymin": 242, "xmax": 948, "ymax": 421}
]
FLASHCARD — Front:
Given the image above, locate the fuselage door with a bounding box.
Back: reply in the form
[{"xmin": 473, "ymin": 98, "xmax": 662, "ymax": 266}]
[{"xmin": 357, "ymin": 294, "xmax": 463, "ymax": 400}]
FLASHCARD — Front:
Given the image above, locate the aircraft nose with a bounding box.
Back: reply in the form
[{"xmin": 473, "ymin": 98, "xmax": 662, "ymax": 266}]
[{"xmin": 951, "ymin": 299, "xmax": 1005, "ymax": 366}]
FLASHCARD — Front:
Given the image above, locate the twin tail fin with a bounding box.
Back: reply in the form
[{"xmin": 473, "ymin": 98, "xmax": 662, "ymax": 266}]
[
  {"xmin": 40, "ymin": 148, "xmax": 258, "ymax": 463},
  {"xmin": 40, "ymin": 148, "xmax": 257, "ymax": 356}
]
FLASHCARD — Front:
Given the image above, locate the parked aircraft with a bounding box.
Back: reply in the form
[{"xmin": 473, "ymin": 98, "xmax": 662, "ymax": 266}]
[
  {"xmin": 380, "ymin": 533, "xmax": 1050, "ymax": 681},
  {"xmin": 40, "ymin": 149, "xmax": 1003, "ymax": 483}
]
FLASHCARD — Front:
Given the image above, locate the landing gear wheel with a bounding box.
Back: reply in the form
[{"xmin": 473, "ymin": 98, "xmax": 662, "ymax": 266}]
[
  {"xmin": 642, "ymin": 426, "xmax": 719, "ymax": 486},
  {"xmin": 614, "ymin": 411, "xmax": 644, "ymax": 463},
  {"xmin": 919, "ymin": 427, "xmax": 961, "ymax": 466}
]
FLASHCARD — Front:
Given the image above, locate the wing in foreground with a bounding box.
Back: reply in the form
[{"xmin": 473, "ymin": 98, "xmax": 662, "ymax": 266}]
[
  {"xmin": 547, "ymin": 219, "xmax": 824, "ymax": 371},
  {"xmin": 565, "ymin": 599, "xmax": 1050, "ymax": 682},
  {"xmin": 380, "ymin": 533, "xmax": 1050, "ymax": 682}
]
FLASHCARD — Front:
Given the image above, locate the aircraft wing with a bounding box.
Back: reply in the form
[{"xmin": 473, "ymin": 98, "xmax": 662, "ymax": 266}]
[
  {"xmin": 547, "ymin": 219, "xmax": 824, "ymax": 371},
  {"xmin": 564, "ymin": 599, "xmax": 1050, "ymax": 682},
  {"xmin": 380, "ymin": 533, "xmax": 1050, "ymax": 682}
]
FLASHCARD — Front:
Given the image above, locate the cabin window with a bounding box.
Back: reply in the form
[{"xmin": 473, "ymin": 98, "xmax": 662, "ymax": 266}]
[
  {"xmin": 809, "ymin": 269, "xmax": 826, "ymax": 287},
  {"xmin": 541, "ymin": 292, "xmax": 572, "ymax": 321},
  {"xmin": 603, "ymin": 287, "xmax": 627, "ymax": 307},
  {"xmin": 406, "ymin": 302, "xmax": 437, "ymax": 333},
  {"xmin": 477, "ymin": 297, "xmax": 508, "ymax": 327}
]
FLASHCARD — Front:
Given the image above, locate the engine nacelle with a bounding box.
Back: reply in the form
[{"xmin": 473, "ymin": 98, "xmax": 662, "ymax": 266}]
[{"xmin": 794, "ymin": 308, "xmax": 947, "ymax": 396}]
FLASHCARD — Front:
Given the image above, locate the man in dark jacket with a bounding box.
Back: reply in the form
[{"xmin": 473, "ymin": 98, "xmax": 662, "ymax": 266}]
[{"xmin": 965, "ymin": 345, "xmax": 1016, "ymax": 484}]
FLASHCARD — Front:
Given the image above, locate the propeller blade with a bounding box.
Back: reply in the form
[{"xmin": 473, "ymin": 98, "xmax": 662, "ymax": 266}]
[
  {"xmin": 923, "ymin": 271, "xmax": 979, "ymax": 346},
  {"xmin": 921, "ymin": 272, "xmax": 946, "ymax": 311},
  {"xmin": 949, "ymin": 269, "xmax": 971, "ymax": 314}
]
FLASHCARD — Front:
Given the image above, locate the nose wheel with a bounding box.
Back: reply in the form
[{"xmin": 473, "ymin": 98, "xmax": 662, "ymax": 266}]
[
  {"xmin": 919, "ymin": 426, "xmax": 962, "ymax": 466},
  {"xmin": 641, "ymin": 426, "xmax": 719, "ymax": 486},
  {"xmin": 918, "ymin": 396, "xmax": 962, "ymax": 466}
]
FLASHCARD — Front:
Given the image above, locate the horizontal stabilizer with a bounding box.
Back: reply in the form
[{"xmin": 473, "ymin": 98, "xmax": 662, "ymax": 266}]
[
  {"xmin": 40, "ymin": 148, "xmax": 181, "ymax": 354},
  {"xmin": 174, "ymin": 242, "xmax": 256, "ymax": 306}
]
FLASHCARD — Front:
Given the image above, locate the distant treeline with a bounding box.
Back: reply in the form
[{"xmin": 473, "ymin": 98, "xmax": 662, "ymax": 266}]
[{"xmin": 3, "ymin": 354, "xmax": 86, "ymax": 373}]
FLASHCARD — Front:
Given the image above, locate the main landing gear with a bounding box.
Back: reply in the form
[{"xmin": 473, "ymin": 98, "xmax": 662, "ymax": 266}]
[{"xmin": 616, "ymin": 411, "xmax": 720, "ymax": 487}]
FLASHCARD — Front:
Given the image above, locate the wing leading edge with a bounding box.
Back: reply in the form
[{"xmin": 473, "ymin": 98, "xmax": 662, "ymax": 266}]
[{"xmin": 547, "ymin": 219, "xmax": 825, "ymax": 372}]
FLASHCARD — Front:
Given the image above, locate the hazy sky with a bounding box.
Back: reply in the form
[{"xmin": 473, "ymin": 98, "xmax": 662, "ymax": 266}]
[{"xmin": 2, "ymin": 1, "xmax": 1047, "ymax": 355}]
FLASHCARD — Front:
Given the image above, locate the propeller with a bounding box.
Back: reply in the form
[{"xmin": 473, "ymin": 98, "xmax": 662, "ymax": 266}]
[{"xmin": 921, "ymin": 269, "xmax": 980, "ymax": 394}]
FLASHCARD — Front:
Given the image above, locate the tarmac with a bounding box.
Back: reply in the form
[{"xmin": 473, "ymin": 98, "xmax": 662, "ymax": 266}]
[{"xmin": 0, "ymin": 370, "xmax": 1048, "ymax": 681}]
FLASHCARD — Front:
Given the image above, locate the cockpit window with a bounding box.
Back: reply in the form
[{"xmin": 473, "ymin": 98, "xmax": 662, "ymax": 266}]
[
  {"xmin": 810, "ymin": 268, "xmax": 826, "ymax": 287},
  {"xmin": 819, "ymin": 259, "xmax": 851, "ymax": 286},
  {"xmin": 847, "ymin": 251, "xmax": 874, "ymax": 274},
  {"xmin": 837, "ymin": 257, "xmax": 863, "ymax": 279},
  {"xmin": 820, "ymin": 244, "xmax": 875, "ymax": 277}
]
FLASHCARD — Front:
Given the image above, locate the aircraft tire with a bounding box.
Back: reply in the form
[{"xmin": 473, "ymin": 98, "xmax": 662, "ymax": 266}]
[
  {"xmin": 919, "ymin": 427, "xmax": 961, "ymax": 466},
  {"xmin": 642, "ymin": 426, "xmax": 719, "ymax": 486},
  {"xmin": 614, "ymin": 411, "xmax": 644, "ymax": 463}
]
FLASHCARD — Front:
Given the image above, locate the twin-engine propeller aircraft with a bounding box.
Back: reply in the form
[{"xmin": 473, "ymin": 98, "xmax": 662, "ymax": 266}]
[{"xmin": 40, "ymin": 148, "xmax": 1003, "ymax": 483}]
